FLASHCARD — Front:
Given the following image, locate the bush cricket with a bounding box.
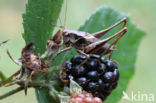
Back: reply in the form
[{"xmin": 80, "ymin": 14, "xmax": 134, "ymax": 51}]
[{"xmin": 46, "ymin": 0, "xmax": 127, "ymax": 64}]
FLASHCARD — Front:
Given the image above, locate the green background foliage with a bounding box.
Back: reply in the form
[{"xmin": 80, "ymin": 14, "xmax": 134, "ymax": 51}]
[
  {"xmin": 22, "ymin": 0, "xmax": 63, "ymax": 54},
  {"xmin": 0, "ymin": 0, "xmax": 155, "ymax": 103}
]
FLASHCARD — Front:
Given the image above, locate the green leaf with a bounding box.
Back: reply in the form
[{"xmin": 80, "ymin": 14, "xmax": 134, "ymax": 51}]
[
  {"xmin": 64, "ymin": 6, "xmax": 145, "ymax": 102},
  {"xmin": 0, "ymin": 71, "xmax": 6, "ymax": 81},
  {"xmin": 0, "ymin": 71, "xmax": 13, "ymax": 87},
  {"xmin": 22, "ymin": 0, "xmax": 63, "ymax": 54},
  {"xmin": 35, "ymin": 87, "xmax": 54, "ymax": 103},
  {"xmin": 22, "ymin": 0, "xmax": 63, "ymax": 103}
]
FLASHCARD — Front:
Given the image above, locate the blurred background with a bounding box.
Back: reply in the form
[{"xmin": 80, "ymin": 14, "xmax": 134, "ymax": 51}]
[{"xmin": 0, "ymin": 0, "xmax": 155, "ymax": 103}]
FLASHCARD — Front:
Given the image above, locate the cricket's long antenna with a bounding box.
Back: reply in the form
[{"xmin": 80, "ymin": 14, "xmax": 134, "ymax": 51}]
[
  {"xmin": 64, "ymin": 0, "xmax": 68, "ymax": 28},
  {"xmin": 6, "ymin": 50, "xmax": 21, "ymax": 66},
  {"xmin": 48, "ymin": 0, "xmax": 63, "ymax": 27},
  {"xmin": 50, "ymin": 21, "xmax": 65, "ymax": 29}
]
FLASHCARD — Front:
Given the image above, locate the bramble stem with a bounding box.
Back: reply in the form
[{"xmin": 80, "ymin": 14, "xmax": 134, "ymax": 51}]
[
  {"xmin": 0, "ymin": 87, "xmax": 24, "ymax": 100},
  {"xmin": 0, "ymin": 80, "xmax": 57, "ymax": 100}
]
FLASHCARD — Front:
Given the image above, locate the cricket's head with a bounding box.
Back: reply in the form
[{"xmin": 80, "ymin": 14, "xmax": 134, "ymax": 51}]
[
  {"xmin": 45, "ymin": 30, "xmax": 62, "ymax": 57},
  {"xmin": 62, "ymin": 29, "xmax": 91, "ymax": 47},
  {"xmin": 62, "ymin": 30, "xmax": 71, "ymax": 47}
]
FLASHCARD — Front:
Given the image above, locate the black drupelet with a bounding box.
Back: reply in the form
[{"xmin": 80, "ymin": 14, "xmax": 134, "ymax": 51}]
[{"xmin": 61, "ymin": 54, "xmax": 119, "ymax": 100}]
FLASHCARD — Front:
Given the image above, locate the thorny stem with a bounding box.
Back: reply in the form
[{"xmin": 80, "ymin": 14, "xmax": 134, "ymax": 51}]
[
  {"xmin": 0, "ymin": 87, "xmax": 24, "ymax": 100},
  {"xmin": 17, "ymin": 80, "xmax": 58, "ymax": 87},
  {"xmin": 0, "ymin": 80, "xmax": 57, "ymax": 100}
]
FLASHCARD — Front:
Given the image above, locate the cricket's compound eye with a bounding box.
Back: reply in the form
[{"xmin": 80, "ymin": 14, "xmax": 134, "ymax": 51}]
[
  {"xmin": 63, "ymin": 33, "xmax": 70, "ymax": 46},
  {"xmin": 63, "ymin": 32, "xmax": 68, "ymax": 36},
  {"xmin": 46, "ymin": 40, "xmax": 54, "ymax": 49},
  {"xmin": 46, "ymin": 40, "xmax": 50, "ymax": 46},
  {"xmin": 45, "ymin": 40, "xmax": 55, "ymax": 56}
]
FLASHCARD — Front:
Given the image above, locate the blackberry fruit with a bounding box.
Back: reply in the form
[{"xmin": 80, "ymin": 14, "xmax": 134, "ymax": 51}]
[
  {"xmin": 71, "ymin": 65, "xmax": 86, "ymax": 77},
  {"xmin": 102, "ymin": 72, "xmax": 115, "ymax": 83},
  {"xmin": 97, "ymin": 63, "xmax": 106, "ymax": 74},
  {"xmin": 65, "ymin": 61, "xmax": 72, "ymax": 73},
  {"xmin": 113, "ymin": 69, "xmax": 120, "ymax": 82},
  {"xmin": 68, "ymin": 74, "xmax": 74, "ymax": 80},
  {"xmin": 88, "ymin": 82, "xmax": 98, "ymax": 92},
  {"xmin": 111, "ymin": 82, "xmax": 118, "ymax": 89},
  {"xmin": 71, "ymin": 55, "xmax": 86, "ymax": 64},
  {"xmin": 87, "ymin": 71, "xmax": 99, "ymax": 81},
  {"xmin": 98, "ymin": 79, "xmax": 105, "ymax": 90},
  {"xmin": 106, "ymin": 60, "xmax": 117, "ymax": 71},
  {"xmin": 86, "ymin": 59, "xmax": 98, "ymax": 70},
  {"xmin": 76, "ymin": 77, "xmax": 87, "ymax": 88},
  {"xmin": 60, "ymin": 54, "xmax": 120, "ymax": 100},
  {"xmin": 76, "ymin": 77, "xmax": 87, "ymax": 84}
]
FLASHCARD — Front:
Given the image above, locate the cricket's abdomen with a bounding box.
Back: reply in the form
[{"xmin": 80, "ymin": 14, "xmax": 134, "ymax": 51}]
[
  {"xmin": 94, "ymin": 43, "xmax": 113, "ymax": 55},
  {"xmin": 85, "ymin": 38, "xmax": 114, "ymax": 55},
  {"xmin": 86, "ymin": 43, "xmax": 113, "ymax": 55}
]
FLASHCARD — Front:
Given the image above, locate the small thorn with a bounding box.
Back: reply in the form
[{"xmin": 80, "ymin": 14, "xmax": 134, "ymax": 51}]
[
  {"xmin": 24, "ymin": 87, "xmax": 28, "ymax": 95},
  {"xmin": 0, "ymin": 40, "xmax": 9, "ymax": 46}
]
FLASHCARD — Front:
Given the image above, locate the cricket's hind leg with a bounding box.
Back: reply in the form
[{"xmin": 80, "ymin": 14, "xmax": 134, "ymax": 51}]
[
  {"xmin": 93, "ymin": 17, "xmax": 127, "ymax": 38},
  {"xmin": 100, "ymin": 27, "xmax": 127, "ymax": 60},
  {"xmin": 82, "ymin": 27, "xmax": 127, "ymax": 68},
  {"xmin": 85, "ymin": 27, "xmax": 127, "ymax": 55},
  {"xmin": 77, "ymin": 27, "xmax": 127, "ymax": 66}
]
